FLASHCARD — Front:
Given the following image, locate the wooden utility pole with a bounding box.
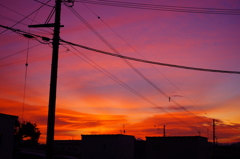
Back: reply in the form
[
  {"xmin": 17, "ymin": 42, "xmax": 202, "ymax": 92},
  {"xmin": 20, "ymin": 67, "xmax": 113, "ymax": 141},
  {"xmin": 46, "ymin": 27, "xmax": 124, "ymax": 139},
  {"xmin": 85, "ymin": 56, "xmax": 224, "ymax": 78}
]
[
  {"xmin": 163, "ymin": 125, "xmax": 166, "ymax": 137},
  {"xmin": 29, "ymin": 0, "xmax": 62, "ymax": 158},
  {"xmin": 212, "ymin": 119, "xmax": 216, "ymax": 157},
  {"xmin": 45, "ymin": 0, "xmax": 62, "ymax": 158},
  {"xmin": 213, "ymin": 119, "xmax": 216, "ymax": 145}
]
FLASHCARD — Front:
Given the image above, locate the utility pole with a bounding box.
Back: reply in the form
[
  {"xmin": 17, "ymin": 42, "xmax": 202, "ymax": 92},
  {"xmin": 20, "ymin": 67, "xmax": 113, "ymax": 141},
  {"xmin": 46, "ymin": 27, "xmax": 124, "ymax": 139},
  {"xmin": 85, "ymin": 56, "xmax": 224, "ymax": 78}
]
[
  {"xmin": 213, "ymin": 119, "xmax": 216, "ymax": 145},
  {"xmin": 212, "ymin": 119, "xmax": 216, "ymax": 157},
  {"xmin": 163, "ymin": 125, "xmax": 166, "ymax": 137},
  {"xmin": 29, "ymin": 0, "xmax": 62, "ymax": 158},
  {"xmin": 198, "ymin": 131, "xmax": 201, "ymax": 136},
  {"xmin": 45, "ymin": 0, "xmax": 62, "ymax": 158}
]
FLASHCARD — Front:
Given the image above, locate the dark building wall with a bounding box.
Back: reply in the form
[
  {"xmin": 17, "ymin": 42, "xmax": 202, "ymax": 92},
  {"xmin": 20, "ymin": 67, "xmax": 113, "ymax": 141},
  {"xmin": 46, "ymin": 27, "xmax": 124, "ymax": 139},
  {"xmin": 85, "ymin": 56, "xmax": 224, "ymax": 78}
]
[
  {"xmin": 134, "ymin": 140, "xmax": 146, "ymax": 159},
  {"xmin": 146, "ymin": 136, "xmax": 209, "ymax": 159},
  {"xmin": 81, "ymin": 134, "xmax": 134, "ymax": 159},
  {"xmin": 54, "ymin": 140, "xmax": 81, "ymax": 158},
  {"xmin": 0, "ymin": 113, "xmax": 18, "ymax": 159}
]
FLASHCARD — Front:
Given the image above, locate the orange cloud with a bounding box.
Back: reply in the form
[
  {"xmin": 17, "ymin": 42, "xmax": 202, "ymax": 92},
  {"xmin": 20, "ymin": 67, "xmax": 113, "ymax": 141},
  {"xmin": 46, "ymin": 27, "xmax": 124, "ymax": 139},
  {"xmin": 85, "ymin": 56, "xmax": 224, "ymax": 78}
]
[{"xmin": 1, "ymin": 97, "xmax": 240, "ymax": 143}]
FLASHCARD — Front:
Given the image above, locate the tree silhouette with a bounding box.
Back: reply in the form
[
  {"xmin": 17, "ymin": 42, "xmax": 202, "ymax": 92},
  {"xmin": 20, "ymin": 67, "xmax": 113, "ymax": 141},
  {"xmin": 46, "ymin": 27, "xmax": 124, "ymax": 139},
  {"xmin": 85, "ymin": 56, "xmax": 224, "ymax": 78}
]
[{"xmin": 14, "ymin": 120, "xmax": 41, "ymax": 144}]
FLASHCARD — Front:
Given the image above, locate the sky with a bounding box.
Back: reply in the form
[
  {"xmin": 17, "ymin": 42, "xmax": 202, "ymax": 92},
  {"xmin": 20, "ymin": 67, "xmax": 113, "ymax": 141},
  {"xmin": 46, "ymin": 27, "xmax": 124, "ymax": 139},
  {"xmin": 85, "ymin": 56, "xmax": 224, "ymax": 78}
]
[{"xmin": 0, "ymin": 0, "xmax": 240, "ymax": 144}]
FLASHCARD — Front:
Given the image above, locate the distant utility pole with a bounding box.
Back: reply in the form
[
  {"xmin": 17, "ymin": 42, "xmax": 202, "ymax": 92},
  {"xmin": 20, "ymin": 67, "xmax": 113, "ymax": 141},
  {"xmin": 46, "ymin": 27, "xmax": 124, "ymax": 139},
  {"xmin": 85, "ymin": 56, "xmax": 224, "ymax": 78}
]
[
  {"xmin": 213, "ymin": 119, "xmax": 216, "ymax": 145},
  {"xmin": 163, "ymin": 125, "xmax": 166, "ymax": 137},
  {"xmin": 198, "ymin": 131, "xmax": 201, "ymax": 136},
  {"xmin": 212, "ymin": 119, "xmax": 216, "ymax": 157},
  {"xmin": 29, "ymin": 0, "xmax": 63, "ymax": 159}
]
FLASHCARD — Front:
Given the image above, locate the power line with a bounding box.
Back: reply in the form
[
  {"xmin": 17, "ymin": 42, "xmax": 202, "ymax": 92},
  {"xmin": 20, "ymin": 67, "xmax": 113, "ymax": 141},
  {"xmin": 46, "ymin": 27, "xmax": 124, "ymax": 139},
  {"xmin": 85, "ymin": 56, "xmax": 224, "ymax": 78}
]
[
  {"xmin": 60, "ymin": 39, "xmax": 240, "ymax": 74},
  {"xmin": 1, "ymin": 24, "xmax": 239, "ymax": 75},
  {"xmin": 82, "ymin": 2, "xmax": 208, "ymax": 115},
  {"xmin": 0, "ymin": 49, "xmax": 71, "ymax": 68},
  {"xmin": 34, "ymin": 0, "xmax": 54, "ymax": 7},
  {"xmin": 0, "ymin": 15, "xmax": 51, "ymax": 33},
  {"xmin": 0, "ymin": 15, "xmax": 52, "ymax": 35},
  {"xmin": 63, "ymin": 41, "xmax": 211, "ymax": 126},
  {"xmin": 66, "ymin": 7, "xmax": 211, "ymax": 125},
  {"xmin": 0, "ymin": 1, "xmax": 52, "ymax": 35},
  {"xmin": 0, "ymin": 44, "xmax": 41, "ymax": 61},
  {"xmin": 63, "ymin": 44, "xmax": 204, "ymax": 132},
  {"xmin": 2, "ymin": 1, "xmax": 237, "ymax": 139},
  {"xmin": 0, "ymin": 24, "xmax": 217, "ymax": 134},
  {"xmin": 76, "ymin": 0, "xmax": 240, "ymax": 15},
  {"xmin": 1, "ymin": 24, "xmax": 237, "ymax": 128},
  {"xmin": 21, "ymin": 0, "xmax": 45, "ymax": 122},
  {"xmin": 0, "ymin": 15, "xmax": 29, "ymax": 26},
  {"xmin": 0, "ymin": 54, "xmax": 50, "ymax": 68}
]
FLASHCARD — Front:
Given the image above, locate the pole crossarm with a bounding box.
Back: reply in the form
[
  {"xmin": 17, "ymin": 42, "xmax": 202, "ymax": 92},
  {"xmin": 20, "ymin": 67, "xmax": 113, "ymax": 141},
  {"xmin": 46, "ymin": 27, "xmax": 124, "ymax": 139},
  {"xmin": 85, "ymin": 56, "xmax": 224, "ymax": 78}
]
[{"xmin": 28, "ymin": 23, "xmax": 64, "ymax": 28}]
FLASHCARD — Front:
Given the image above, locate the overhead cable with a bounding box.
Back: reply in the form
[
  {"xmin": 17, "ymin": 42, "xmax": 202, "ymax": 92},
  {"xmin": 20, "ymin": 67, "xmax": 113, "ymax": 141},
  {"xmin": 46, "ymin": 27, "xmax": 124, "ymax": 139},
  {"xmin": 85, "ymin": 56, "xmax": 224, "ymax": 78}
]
[
  {"xmin": 60, "ymin": 39, "xmax": 240, "ymax": 74},
  {"xmin": 0, "ymin": 44, "xmax": 41, "ymax": 61},
  {"xmin": 68, "ymin": 7, "xmax": 210, "ymax": 125},
  {"xmin": 0, "ymin": 24, "xmax": 222, "ymax": 131},
  {"xmin": 0, "ymin": 1, "xmax": 51, "ymax": 35},
  {"xmin": 1, "ymin": 24, "xmax": 239, "ymax": 74},
  {"xmin": 82, "ymin": 2, "xmax": 208, "ymax": 115},
  {"xmin": 65, "ymin": 45, "xmax": 203, "ymax": 132},
  {"xmin": 77, "ymin": 0, "xmax": 240, "ymax": 15}
]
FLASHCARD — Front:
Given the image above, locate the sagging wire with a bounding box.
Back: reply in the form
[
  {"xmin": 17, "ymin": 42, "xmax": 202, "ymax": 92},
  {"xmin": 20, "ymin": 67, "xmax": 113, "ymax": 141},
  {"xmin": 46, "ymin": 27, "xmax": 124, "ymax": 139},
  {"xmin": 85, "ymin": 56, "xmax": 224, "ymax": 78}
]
[
  {"xmin": 22, "ymin": 0, "xmax": 48, "ymax": 122},
  {"xmin": 45, "ymin": 4, "xmax": 56, "ymax": 24}
]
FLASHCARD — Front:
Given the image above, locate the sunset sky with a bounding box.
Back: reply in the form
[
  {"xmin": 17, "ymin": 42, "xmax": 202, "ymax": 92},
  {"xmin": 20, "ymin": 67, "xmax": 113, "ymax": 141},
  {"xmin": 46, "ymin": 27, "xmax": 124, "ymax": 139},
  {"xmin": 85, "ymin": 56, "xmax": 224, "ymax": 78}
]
[{"xmin": 0, "ymin": 0, "xmax": 240, "ymax": 144}]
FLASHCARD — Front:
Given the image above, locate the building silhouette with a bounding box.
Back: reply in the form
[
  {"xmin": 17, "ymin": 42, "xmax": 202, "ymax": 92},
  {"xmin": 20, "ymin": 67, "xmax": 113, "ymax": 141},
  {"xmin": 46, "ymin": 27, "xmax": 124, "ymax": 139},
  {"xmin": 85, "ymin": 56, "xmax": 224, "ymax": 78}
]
[
  {"xmin": 54, "ymin": 140, "xmax": 81, "ymax": 158},
  {"xmin": 0, "ymin": 113, "xmax": 18, "ymax": 159},
  {"xmin": 52, "ymin": 135, "xmax": 211, "ymax": 159},
  {"xmin": 0, "ymin": 112, "xmax": 211, "ymax": 159},
  {"xmin": 146, "ymin": 136, "xmax": 209, "ymax": 159},
  {"xmin": 134, "ymin": 139, "xmax": 146, "ymax": 159},
  {"xmin": 81, "ymin": 134, "xmax": 135, "ymax": 159}
]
